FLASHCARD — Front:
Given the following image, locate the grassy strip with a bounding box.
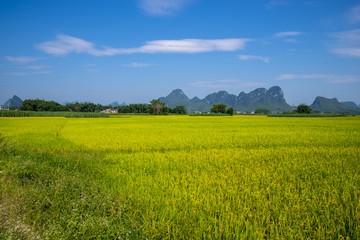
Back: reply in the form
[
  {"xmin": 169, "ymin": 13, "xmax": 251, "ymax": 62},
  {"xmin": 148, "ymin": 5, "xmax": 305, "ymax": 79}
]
[
  {"xmin": 0, "ymin": 111, "xmax": 109, "ymax": 118},
  {"xmin": 268, "ymin": 114, "xmax": 341, "ymax": 117},
  {"xmin": 109, "ymin": 113, "xmax": 151, "ymax": 117},
  {"xmin": 189, "ymin": 113, "xmax": 231, "ymax": 116}
]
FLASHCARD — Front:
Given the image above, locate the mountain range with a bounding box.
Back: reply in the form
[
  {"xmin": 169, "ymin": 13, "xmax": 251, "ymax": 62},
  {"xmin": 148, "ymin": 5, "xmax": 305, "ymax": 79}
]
[
  {"xmin": 310, "ymin": 97, "xmax": 360, "ymax": 114},
  {"xmin": 160, "ymin": 86, "xmax": 293, "ymax": 113},
  {"xmin": 159, "ymin": 86, "xmax": 360, "ymax": 114}
]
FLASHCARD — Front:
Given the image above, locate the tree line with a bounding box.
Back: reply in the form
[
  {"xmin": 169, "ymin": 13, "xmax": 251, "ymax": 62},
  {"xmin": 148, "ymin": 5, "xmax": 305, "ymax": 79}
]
[
  {"xmin": 19, "ymin": 99, "xmax": 187, "ymax": 115},
  {"xmin": 18, "ymin": 99, "xmax": 314, "ymax": 116},
  {"xmin": 20, "ymin": 99, "xmax": 105, "ymax": 112}
]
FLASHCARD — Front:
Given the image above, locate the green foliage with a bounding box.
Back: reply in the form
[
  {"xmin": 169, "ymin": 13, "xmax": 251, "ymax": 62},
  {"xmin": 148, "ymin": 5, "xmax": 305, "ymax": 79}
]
[
  {"xmin": 171, "ymin": 105, "xmax": 187, "ymax": 115},
  {"xmin": 20, "ymin": 99, "xmax": 108, "ymax": 113},
  {"xmin": 226, "ymin": 107, "xmax": 234, "ymax": 116},
  {"xmin": 150, "ymin": 99, "xmax": 165, "ymax": 115},
  {"xmin": 255, "ymin": 109, "xmax": 270, "ymax": 115},
  {"xmin": 211, "ymin": 104, "xmax": 227, "ymax": 113},
  {"xmin": 296, "ymin": 104, "xmax": 312, "ymax": 114},
  {"xmin": 21, "ymin": 99, "xmax": 68, "ymax": 111},
  {"xmin": 117, "ymin": 104, "xmax": 151, "ymax": 114},
  {"xmin": 116, "ymin": 104, "xmax": 187, "ymax": 115},
  {"xmin": 65, "ymin": 102, "xmax": 102, "ymax": 112},
  {"xmin": 160, "ymin": 106, "xmax": 170, "ymax": 115}
]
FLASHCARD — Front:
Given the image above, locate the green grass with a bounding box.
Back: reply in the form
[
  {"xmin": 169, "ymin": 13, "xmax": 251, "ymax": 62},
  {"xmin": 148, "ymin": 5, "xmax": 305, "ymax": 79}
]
[
  {"xmin": 268, "ymin": 113, "xmax": 341, "ymax": 117},
  {"xmin": 0, "ymin": 110, "xmax": 109, "ymax": 118},
  {"xmin": 0, "ymin": 116, "xmax": 359, "ymax": 239}
]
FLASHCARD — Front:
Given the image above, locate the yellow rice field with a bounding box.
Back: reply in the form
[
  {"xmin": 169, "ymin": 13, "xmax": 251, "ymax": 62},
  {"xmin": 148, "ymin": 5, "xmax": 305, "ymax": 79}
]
[{"xmin": 0, "ymin": 116, "xmax": 359, "ymax": 239}]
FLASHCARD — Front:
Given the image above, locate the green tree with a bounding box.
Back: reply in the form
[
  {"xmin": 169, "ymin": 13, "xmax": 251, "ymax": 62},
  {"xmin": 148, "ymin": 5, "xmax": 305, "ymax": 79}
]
[
  {"xmin": 173, "ymin": 105, "xmax": 187, "ymax": 115},
  {"xmin": 150, "ymin": 99, "xmax": 165, "ymax": 115},
  {"xmin": 20, "ymin": 99, "xmax": 67, "ymax": 111},
  {"xmin": 211, "ymin": 104, "xmax": 227, "ymax": 113},
  {"xmin": 296, "ymin": 104, "xmax": 312, "ymax": 114},
  {"xmin": 255, "ymin": 109, "xmax": 270, "ymax": 115},
  {"xmin": 226, "ymin": 107, "xmax": 234, "ymax": 116},
  {"xmin": 161, "ymin": 106, "xmax": 170, "ymax": 115}
]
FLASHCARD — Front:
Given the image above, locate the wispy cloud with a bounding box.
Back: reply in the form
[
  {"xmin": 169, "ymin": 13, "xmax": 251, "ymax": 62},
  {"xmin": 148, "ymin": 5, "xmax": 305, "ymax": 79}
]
[
  {"xmin": 190, "ymin": 79, "xmax": 265, "ymax": 88},
  {"xmin": 274, "ymin": 31, "xmax": 303, "ymax": 38},
  {"xmin": 273, "ymin": 31, "xmax": 304, "ymax": 43},
  {"xmin": 128, "ymin": 38, "xmax": 249, "ymax": 53},
  {"xmin": 6, "ymin": 71, "xmax": 51, "ymax": 76},
  {"xmin": 138, "ymin": 0, "xmax": 192, "ymax": 16},
  {"xmin": 86, "ymin": 69, "xmax": 99, "ymax": 73},
  {"xmin": 329, "ymin": 29, "xmax": 360, "ymax": 58},
  {"xmin": 348, "ymin": 4, "xmax": 360, "ymax": 24},
  {"xmin": 35, "ymin": 34, "xmax": 98, "ymax": 56},
  {"xmin": 277, "ymin": 74, "xmax": 328, "ymax": 80},
  {"xmin": 5, "ymin": 56, "xmax": 41, "ymax": 63},
  {"xmin": 238, "ymin": 55, "xmax": 270, "ymax": 63},
  {"xmin": 276, "ymin": 74, "xmax": 360, "ymax": 83},
  {"xmin": 36, "ymin": 34, "xmax": 250, "ymax": 56},
  {"xmin": 21, "ymin": 65, "xmax": 50, "ymax": 70},
  {"xmin": 122, "ymin": 62, "xmax": 154, "ymax": 68}
]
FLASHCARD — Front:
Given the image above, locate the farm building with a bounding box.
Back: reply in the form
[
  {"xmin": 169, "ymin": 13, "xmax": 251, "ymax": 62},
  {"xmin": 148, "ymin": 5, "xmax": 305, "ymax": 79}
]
[{"xmin": 102, "ymin": 109, "xmax": 118, "ymax": 114}]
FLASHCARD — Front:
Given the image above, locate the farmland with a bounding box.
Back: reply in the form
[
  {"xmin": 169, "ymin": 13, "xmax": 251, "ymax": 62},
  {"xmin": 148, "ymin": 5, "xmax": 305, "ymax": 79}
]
[{"xmin": 0, "ymin": 116, "xmax": 359, "ymax": 239}]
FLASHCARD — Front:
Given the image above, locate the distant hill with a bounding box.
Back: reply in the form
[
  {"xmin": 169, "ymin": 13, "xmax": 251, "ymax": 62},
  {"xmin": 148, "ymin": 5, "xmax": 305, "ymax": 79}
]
[
  {"xmin": 340, "ymin": 101, "xmax": 359, "ymax": 109},
  {"xmin": 311, "ymin": 97, "xmax": 360, "ymax": 114},
  {"xmin": 108, "ymin": 101, "xmax": 126, "ymax": 107},
  {"xmin": 4, "ymin": 95, "xmax": 23, "ymax": 108},
  {"xmin": 159, "ymin": 86, "xmax": 293, "ymax": 113}
]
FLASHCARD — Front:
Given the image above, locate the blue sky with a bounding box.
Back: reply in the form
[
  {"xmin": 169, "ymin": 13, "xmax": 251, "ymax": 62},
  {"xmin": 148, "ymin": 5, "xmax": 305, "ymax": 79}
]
[{"xmin": 1, "ymin": 0, "xmax": 360, "ymax": 106}]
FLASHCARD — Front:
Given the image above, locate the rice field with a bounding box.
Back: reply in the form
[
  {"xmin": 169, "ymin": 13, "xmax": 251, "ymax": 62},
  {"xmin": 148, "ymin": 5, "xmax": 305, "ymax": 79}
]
[{"xmin": 0, "ymin": 116, "xmax": 359, "ymax": 239}]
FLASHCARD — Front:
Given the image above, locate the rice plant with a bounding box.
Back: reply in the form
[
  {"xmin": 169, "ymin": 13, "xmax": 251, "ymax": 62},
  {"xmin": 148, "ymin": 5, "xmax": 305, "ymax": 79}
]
[{"xmin": 0, "ymin": 116, "xmax": 359, "ymax": 239}]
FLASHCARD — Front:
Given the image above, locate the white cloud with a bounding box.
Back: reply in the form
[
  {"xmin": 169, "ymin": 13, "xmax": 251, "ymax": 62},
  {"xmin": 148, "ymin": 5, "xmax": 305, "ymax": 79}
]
[
  {"xmin": 190, "ymin": 79, "xmax": 265, "ymax": 88},
  {"xmin": 330, "ymin": 29, "xmax": 360, "ymax": 58},
  {"xmin": 122, "ymin": 62, "xmax": 153, "ymax": 68},
  {"xmin": 276, "ymin": 74, "xmax": 360, "ymax": 83},
  {"xmin": 36, "ymin": 34, "xmax": 250, "ymax": 56},
  {"xmin": 274, "ymin": 31, "xmax": 303, "ymax": 38},
  {"xmin": 131, "ymin": 39, "xmax": 249, "ymax": 53},
  {"xmin": 276, "ymin": 74, "xmax": 329, "ymax": 80},
  {"xmin": 348, "ymin": 4, "xmax": 360, "ymax": 24},
  {"xmin": 35, "ymin": 34, "xmax": 98, "ymax": 56},
  {"xmin": 273, "ymin": 32, "xmax": 304, "ymax": 43},
  {"xmin": 138, "ymin": 0, "xmax": 191, "ymax": 16},
  {"xmin": 238, "ymin": 55, "xmax": 270, "ymax": 63},
  {"xmin": 5, "ymin": 56, "xmax": 41, "ymax": 63}
]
